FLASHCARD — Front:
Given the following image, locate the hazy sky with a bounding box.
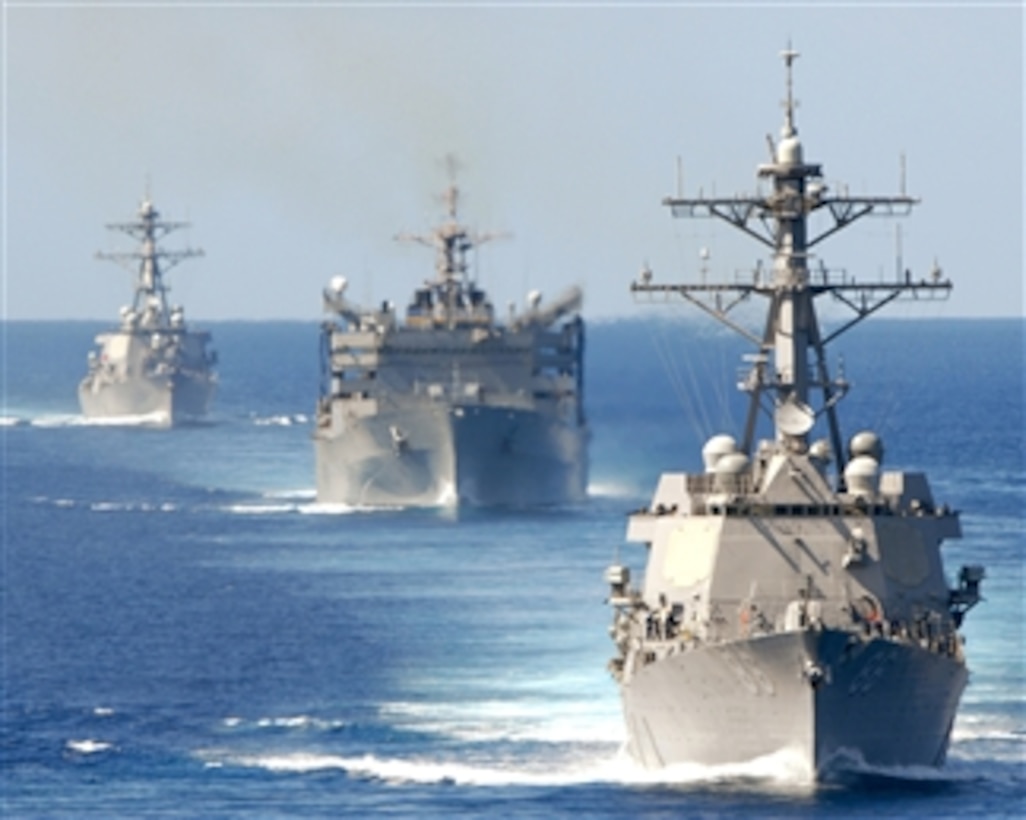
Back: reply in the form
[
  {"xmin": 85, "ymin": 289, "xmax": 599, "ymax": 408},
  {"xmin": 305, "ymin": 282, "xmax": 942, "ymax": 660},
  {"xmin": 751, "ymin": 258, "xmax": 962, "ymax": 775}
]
[{"xmin": 4, "ymin": 2, "xmax": 1022, "ymax": 321}]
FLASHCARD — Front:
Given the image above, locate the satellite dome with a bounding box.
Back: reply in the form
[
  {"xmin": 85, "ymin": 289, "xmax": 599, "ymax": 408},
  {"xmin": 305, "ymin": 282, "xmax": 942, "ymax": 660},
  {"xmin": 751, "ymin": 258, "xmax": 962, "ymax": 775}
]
[
  {"xmin": 713, "ymin": 451, "xmax": 749, "ymax": 492},
  {"xmin": 845, "ymin": 455, "xmax": 880, "ymax": 497},
  {"xmin": 330, "ymin": 275, "xmax": 348, "ymax": 294},
  {"xmin": 714, "ymin": 452, "xmax": 749, "ymax": 475},
  {"xmin": 777, "ymin": 135, "xmax": 803, "ymax": 166},
  {"xmin": 702, "ymin": 434, "xmax": 738, "ymax": 471},
  {"xmin": 849, "ymin": 430, "xmax": 884, "ymax": 463},
  {"xmin": 809, "ymin": 438, "xmax": 832, "ymax": 463},
  {"xmin": 527, "ymin": 290, "xmax": 542, "ymax": 309}
]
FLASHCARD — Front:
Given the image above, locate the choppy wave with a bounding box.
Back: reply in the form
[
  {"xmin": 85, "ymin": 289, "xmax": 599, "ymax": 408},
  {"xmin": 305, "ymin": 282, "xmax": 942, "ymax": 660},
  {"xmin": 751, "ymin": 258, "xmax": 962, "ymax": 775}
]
[
  {"xmin": 32, "ymin": 496, "xmax": 177, "ymax": 513},
  {"xmin": 298, "ymin": 501, "xmax": 400, "ymax": 515},
  {"xmin": 223, "ymin": 500, "xmax": 398, "ymax": 516},
  {"xmin": 953, "ymin": 725, "xmax": 1025, "ymax": 744},
  {"xmin": 34, "ymin": 492, "xmax": 383, "ymax": 517},
  {"xmin": 262, "ymin": 488, "xmax": 317, "ymax": 501},
  {"xmin": 380, "ymin": 699, "xmax": 623, "ymax": 745},
  {"xmin": 203, "ymin": 730, "xmax": 1000, "ymax": 790},
  {"xmin": 251, "ymin": 414, "xmax": 309, "ymax": 427},
  {"xmin": 90, "ymin": 501, "xmax": 178, "ymax": 513},
  {"xmin": 203, "ymin": 746, "xmax": 820, "ymax": 788},
  {"xmin": 221, "ymin": 715, "xmax": 347, "ymax": 732},
  {"xmin": 223, "ymin": 503, "xmax": 299, "ymax": 515},
  {"xmin": 30, "ymin": 411, "xmax": 170, "ymax": 428},
  {"xmin": 66, "ymin": 739, "xmax": 113, "ymax": 755},
  {"xmin": 0, "ymin": 415, "xmax": 26, "ymax": 427},
  {"xmin": 949, "ymin": 714, "xmax": 1026, "ymax": 764}
]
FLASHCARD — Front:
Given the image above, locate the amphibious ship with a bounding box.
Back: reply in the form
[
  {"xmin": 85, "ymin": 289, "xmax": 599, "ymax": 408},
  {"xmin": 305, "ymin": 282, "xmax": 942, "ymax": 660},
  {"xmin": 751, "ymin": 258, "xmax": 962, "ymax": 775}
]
[
  {"xmin": 604, "ymin": 50, "xmax": 983, "ymax": 780},
  {"xmin": 79, "ymin": 197, "xmax": 216, "ymax": 425},
  {"xmin": 314, "ymin": 182, "xmax": 587, "ymax": 507}
]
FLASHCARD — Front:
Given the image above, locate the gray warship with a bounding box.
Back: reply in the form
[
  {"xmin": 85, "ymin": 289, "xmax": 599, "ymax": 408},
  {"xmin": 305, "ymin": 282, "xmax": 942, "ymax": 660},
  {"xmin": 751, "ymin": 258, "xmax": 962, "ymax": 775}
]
[
  {"xmin": 605, "ymin": 50, "xmax": 984, "ymax": 780},
  {"xmin": 314, "ymin": 182, "xmax": 587, "ymax": 506},
  {"xmin": 79, "ymin": 197, "xmax": 217, "ymax": 424}
]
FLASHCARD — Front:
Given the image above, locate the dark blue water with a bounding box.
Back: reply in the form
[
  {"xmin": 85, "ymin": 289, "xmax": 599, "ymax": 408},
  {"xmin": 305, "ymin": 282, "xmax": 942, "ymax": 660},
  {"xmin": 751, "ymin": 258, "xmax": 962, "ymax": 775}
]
[{"xmin": 3, "ymin": 318, "xmax": 1024, "ymax": 817}]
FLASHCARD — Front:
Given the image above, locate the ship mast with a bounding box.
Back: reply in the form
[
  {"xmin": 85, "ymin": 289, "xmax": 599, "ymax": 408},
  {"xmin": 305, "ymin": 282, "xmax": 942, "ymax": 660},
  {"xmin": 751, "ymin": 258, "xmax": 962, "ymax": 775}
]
[
  {"xmin": 633, "ymin": 48, "xmax": 951, "ymax": 479},
  {"xmin": 395, "ymin": 159, "xmax": 507, "ymax": 327},
  {"xmin": 97, "ymin": 198, "xmax": 204, "ymax": 324}
]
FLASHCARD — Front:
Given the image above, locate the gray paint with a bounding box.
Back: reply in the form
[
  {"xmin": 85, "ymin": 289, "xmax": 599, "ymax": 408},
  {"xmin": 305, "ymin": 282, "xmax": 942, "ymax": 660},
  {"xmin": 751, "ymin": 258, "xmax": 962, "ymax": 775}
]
[
  {"xmin": 315, "ymin": 180, "xmax": 587, "ymax": 507},
  {"xmin": 79, "ymin": 197, "xmax": 216, "ymax": 425},
  {"xmin": 605, "ymin": 50, "xmax": 982, "ymax": 780}
]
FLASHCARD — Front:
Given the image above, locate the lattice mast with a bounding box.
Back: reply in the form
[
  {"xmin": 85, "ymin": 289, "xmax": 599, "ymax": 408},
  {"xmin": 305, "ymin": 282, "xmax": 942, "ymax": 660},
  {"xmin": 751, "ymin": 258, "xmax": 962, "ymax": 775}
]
[
  {"xmin": 633, "ymin": 48, "xmax": 951, "ymax": 480},
  {"xmin": 394, "ymin": 157, "xmax": 508, "ymax": 327},
  {"xmin": 96, "ymin": 198, "xmax": 204, "ymax": 322}
]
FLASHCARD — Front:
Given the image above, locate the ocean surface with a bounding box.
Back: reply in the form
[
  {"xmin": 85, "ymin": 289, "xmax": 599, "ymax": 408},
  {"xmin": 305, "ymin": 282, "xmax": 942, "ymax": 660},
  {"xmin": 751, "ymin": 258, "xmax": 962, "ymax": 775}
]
[{"xmin": 2, "ymin": 317, "xmax": 1024, "ymax": 818}]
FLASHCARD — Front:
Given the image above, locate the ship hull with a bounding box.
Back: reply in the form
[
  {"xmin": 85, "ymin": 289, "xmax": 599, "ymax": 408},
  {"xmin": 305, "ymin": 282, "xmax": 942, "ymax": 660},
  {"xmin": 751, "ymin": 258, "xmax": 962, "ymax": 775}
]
[
  {"xmin": 314, "ymin": 404, "xmax": 588, "ymax": 507},
  {"xmin": 620, "ymin": 630, "xmax": 966, "ymax": 779},
  {"xmin": 78, "ymin": 371, "xmax": 215, "ymax": 426}
]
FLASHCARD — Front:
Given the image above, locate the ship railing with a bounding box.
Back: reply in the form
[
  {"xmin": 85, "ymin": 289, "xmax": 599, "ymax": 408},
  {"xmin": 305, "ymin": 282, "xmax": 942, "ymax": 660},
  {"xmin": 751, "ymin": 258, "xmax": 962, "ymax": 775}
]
[
  {"xmin": 685, "ymin": 473, "xmax": 754, "ymax": 496},
  {"xmin": 702, "ymin": 595, "xmax": 965, "ymax": 659}
]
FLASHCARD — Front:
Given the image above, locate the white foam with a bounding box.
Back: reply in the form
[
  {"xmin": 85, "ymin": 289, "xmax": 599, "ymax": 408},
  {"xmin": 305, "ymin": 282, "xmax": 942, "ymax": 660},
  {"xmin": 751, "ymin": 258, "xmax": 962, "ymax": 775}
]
[
  {"xmin": 951, "ymin": 712, "xmax": 1025, "ymax": 746},
  {"xmin": 253, "ymin": 715, "xmax": 347, "ymax": 731},
  {"xmin": 380, "ymin": 699, "xmax": 624, "ymax": 745},
  {"xmin": 263, "ymin": 488, "xmax": 317, "ymax": 501},
  {"xmin": 298, "ymin": 502, "xmax": 398, "ymax": 515},
  {"xmin": 434, "ymin": 481, "xmax": 458, "ymax": 507},
  {"xmin": 619, "ymin": 746, "xmax": 816, "ymax": 786},
  {"xmin": 223, "ymin": 500, "xmax": 400, "ymax": 516},
  {"xmin": 93, "ymin": 707, "xmax": 115, "ymax": 717},
  {"xmin": 253, "ymin": 414, "xmax": 310, "ymax": 427},
  {"xmin": 221, "ymin": 714, "xmax": 344, "ymax": 731},
  {"xmin": 0, "ymin": 415, "xmax": 25, "ymax": 427},
  {"xmin": 952, "ymin": 725, "xmax": 1025, "ymax": 743},
  {"xmin": 206, "ymin": 746, "xmax": 816, "ymax": 788},
  {"xmin": 29, "ymin": 414, "xmax": 81, "ymax": 428},
  {"xmin": 88, "ymin": 500, "xmax": 177, "ymax": 513},
  {"xmin": 31, "ymin": 411, "xmax": 170, "ymax": 428},
  {"xmin": 225, "ymin": 503, "xmax": 298, "ymax": 515},
  {"xmin": 91, "ymin": 501, "xmax": 132, "ymax": 512},
  {"xmin": 66, "ymin": 739, "xmax": 113, "ymax": 755},
  {"xmin": 206, "ymin": 751, "xmax": 593, "ymax": 785},
  {"xmin": 948, "ymin": 718, "xmax": 1025, "ymax": 764}
]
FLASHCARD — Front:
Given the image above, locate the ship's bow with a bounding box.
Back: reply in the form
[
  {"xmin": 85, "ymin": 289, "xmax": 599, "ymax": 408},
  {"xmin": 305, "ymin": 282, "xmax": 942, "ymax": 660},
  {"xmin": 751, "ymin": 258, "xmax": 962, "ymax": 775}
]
[{"xmin": 621, "ymin": 630, "xmax": 967, "ymax": 779}]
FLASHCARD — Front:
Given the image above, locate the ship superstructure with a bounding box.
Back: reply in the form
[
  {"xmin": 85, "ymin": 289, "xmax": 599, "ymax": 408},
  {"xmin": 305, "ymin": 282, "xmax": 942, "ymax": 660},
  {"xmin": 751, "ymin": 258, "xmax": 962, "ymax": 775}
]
[
  {"xmin": 315, "ymin": 182, "xmax": 587, "ymax": 506},
  {"xmin": 79, "ymin": 197, "xmax": 217, "ymax": 424},
  {"xmin": 605, "ymin": 50, "xmax": 983, "ymax": 779}
]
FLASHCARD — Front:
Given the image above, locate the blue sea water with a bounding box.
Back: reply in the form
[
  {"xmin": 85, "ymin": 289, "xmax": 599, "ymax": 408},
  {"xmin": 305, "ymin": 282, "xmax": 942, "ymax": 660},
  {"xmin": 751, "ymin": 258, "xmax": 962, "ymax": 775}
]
[{"xmin": 2, "ymin": 317, "xmax": 1024, "ymax": 818}]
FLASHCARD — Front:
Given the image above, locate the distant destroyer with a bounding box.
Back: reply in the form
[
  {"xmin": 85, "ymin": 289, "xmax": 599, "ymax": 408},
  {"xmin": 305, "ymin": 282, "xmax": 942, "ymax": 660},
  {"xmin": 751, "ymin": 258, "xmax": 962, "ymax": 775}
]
[
  {"xmin": 79, "ymin": 197, "xmax": 217, "ymax": 424},
  {"xmin": 605, "ymin": 50, "xmax": 983, "ymax": 779},
  {"xmin": 315, "ymin": 182, "xmax": 587, "ymax": 506}
]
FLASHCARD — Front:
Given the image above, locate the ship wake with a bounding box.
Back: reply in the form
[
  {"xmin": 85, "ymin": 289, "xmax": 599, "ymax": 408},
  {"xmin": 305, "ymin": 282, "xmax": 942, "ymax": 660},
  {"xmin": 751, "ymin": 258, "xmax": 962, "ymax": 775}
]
[{"xmin": 199, "ymin": 745, "xmax": 823, "ymax": 789}]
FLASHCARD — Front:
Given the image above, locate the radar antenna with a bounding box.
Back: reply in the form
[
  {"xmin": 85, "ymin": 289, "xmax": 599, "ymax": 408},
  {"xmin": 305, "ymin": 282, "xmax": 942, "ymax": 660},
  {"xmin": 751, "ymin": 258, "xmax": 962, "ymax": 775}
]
[
  {"xmin": 781, "ymin": 43, "xmax": 799, "ymax": 138},
  {"xmin": 632, "ymin": 48, "xmax": 952, "ymax": 479},
  {"xmin": 395, "ymin": 156, "xmax": 510, "ymax": 327},
  {"xmin": 96, "ymin": 196, "xmax": 204, "ymax": 323}
]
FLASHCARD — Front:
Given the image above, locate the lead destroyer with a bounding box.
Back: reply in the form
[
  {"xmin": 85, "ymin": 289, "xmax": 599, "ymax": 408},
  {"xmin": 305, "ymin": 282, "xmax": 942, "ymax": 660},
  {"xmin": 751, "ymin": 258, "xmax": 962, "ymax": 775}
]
[
  {"xmin": 314, "ymin": 182, "xmax": 587, "ymax": 507},
  {"xmin": 605, "ymin": 51, "xmax": 984, "ymax": 779},
  {"xmin": 79, "ymin": 197, "xmax": 217, "ymax": 424}
]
